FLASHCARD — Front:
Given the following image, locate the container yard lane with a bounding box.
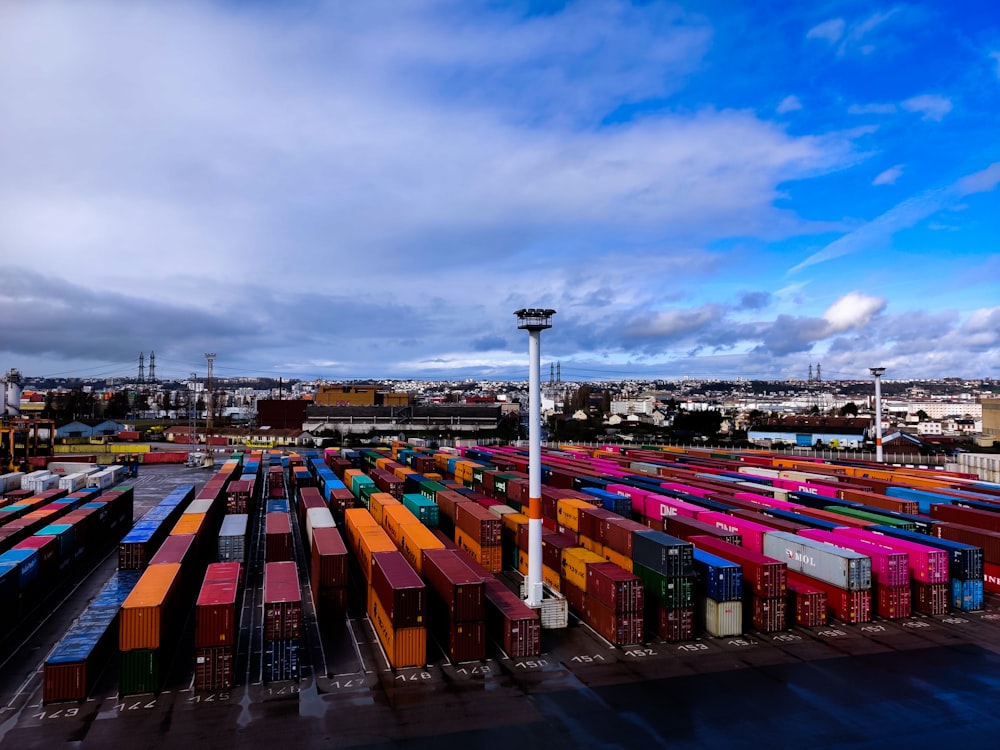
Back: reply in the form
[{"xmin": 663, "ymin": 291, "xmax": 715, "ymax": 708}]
[{"xmin": 5, "ymin": 462, "xmax": 1000, "ymax": 748}]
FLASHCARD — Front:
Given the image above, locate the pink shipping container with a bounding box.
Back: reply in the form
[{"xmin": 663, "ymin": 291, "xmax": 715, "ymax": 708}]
[
  {"xmin": 799, "ymin": 529, "xmax": 910, "ymax": 587},
  {"xmin": 265, "ymin": 512, "xmax": 292, "ymax": 562},
  {"xmin": 834, "ymin": 528, "xmax": 949, "ymax": 584},
  {"xmin": 637, "ymin": 492, "xmax": 703, "ymax": 523},
  {"xmin": 195, "ymin": 562, "xmax": 242, "ymax": 648},
  {"xmin": 986, "ymin": 561, "xmax": 1000, "ymax": 594}
]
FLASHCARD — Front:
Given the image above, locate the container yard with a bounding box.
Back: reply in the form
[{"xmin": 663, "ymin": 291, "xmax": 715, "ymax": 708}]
[{"xmin": 3, "ymin": 445, "xmax": 1000, "ymax": 749}]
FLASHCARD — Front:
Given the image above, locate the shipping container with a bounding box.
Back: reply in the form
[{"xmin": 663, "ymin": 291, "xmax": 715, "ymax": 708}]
[
  {"xmin": 194, "ymin": 646, "xmax": 234, "ymax": 691},
  {"xmin": 310, "ymin": 525, "xmax": 349, "ymax": 589},
  {"xmin": 691, "ymin": 548, "xmax": 743, "ymax": 603},
  {"xmin": 263, "ymin": 638, "xmax": 299, "ymax": 682},
  {"xmin": 797, "ymin": 529, "xmax": 909, "ymax": 588},
  {"xmin": 702, "ymin": 598, "xmax": 743, "ymax": 637},
  {"xmin": 786, "ymin": 576, "xmax": 828, "ymax": 627},
  {"xmin": 195, "ymin": 562, "xmax": 242, "ymax": 649},
  {"xmin": 371, "ymin": 551, "xmax": 426, "ymax": 629},
  {"xmin": 951, "ymin": 578, "xmax": 984, "ymax": 612},
  {"xmin": 119, "ymin": 563, "xmax": 183, "ymax": 651},
  {"xmin": 421, "ymin": 548, "xmax": 486, "ymax": 623},
  {"xmin": 483, "ymin": 579, "xmax": 541, "ymax": 658},
  {"xmin": 873, "ymin": 583, "xmax": 911, "ymax": 620},
  {"xmin": 582, "ymin": 595, "xmax": 644, "ymax": 646},
  {"xmin": 912, "ymin": 581, "xmax": 949, "ymax": 616},
  {"xmin": 585, "ymin": 562, "xmax": 644, "ymax": 614},
  {"xmin": 786, "ymin": 571, "xmax": 871, "ymax": 624},
  {"xmin": 265, "ymin": 512, "xmax": 293, "ymax": 562},
  {"xmin": 631, "ymin": 530, "xmax": 693, "ymax": 578},
  {"xmin": 653, "ymin": 606, "xmax": 694, "ymax": 642},
  {"xmin": 218, "ymin": 514, "xmax": 249, "ymax": 563},
  {"xmin": 687, "ymin": 536, "xmax": 787, "ymax": 598},
  {"xmin": 367, "ymin": 583, "xmax": 426, "ymax": 669},
  {"xmin": 264, "ymin": 561, "xmax": 301, "ymax": 640},
  {"xmin": 762, "ymin": 531, "xmax": 872, "ymax": 592}
]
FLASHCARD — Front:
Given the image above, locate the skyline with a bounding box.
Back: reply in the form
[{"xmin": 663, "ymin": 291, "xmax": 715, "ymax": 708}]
[{"xmin": 2, "ymin": 1, "xmax": 998, "ymax": 383}]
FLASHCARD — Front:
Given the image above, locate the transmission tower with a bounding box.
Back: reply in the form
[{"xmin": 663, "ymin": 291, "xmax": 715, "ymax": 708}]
[
  {"xmin": 816, "ymin": 363, "xmax": 821, "ymax": 382},
  {"xmin": 808, "ymin": 364, "xmax": 813, "ymax": 382},
  {"xmin": 138, "ymin": 352, "xmax": 145, "ymax": 385},
  {"xmin": 148, "ymin": 351, "xmax": 156, "ymax": 385}
]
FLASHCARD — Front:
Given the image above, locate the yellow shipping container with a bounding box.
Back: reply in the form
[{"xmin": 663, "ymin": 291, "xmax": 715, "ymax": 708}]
[
  {"xmin": 344, "ymin": 508, "xmax": 380, "ymax": 551},
  {"xmin": 503, "ymin": 512, "xmax": 529, "ymax": 534},
  {"xmin": 398, "ymin": 523, "xmax": 445, "ymax": 575},
  {"xmin": 369, "ymin": 492, "xmax": 401, "ymax": 526},
  {"xmin": 514, "ymin": 552, "xmax": 560, "ymax": 591},
  {"xmin": 455, "ymin": 528, "xmax": 501, "ymax": 573},
  {"xmin": 120, "ymin": 563, "xmax": 181, "ymax": 651},
  {"xmin": 561, "ymin": 548, "xmax": 605, "ymax": 593},
  {"xmin": 580, "ymin": 535, "xmax": 604, "ymax": 557},
  {"xmin": 424, "ymin": 472, "xmax": 443, "ymax": 482},
  {"xmin": 171, "ymin": 513, "xmax": 206, "ymax": 537},
  {"xmin": 368, "ymin": 584, "xmax": 426, "ymax": 669},
  {"xmin": 602, "ymin": 547, "xmax": 633, "ymax": 573},
  {"xmin": 556, "ymin": 498, "xmax": 594, "ymax": 533},
  {"xmin": 393, "ymin": 466, "xmax": 416, "ymax": 481}
]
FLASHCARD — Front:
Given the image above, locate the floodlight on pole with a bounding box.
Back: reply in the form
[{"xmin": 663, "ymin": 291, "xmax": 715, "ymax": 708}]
[
  {"xmin": 869, "ymin": 367, "xmax": 885, "ymax": 463},
  {"xmin": 515, "ymin": 308, "xmax": 555, "ymax": 608}
]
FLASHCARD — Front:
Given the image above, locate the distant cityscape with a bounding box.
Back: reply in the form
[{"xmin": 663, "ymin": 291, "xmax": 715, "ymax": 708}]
[{"xmin": 6, "ymin": 370, "xmax": 999, "ymax": 454}]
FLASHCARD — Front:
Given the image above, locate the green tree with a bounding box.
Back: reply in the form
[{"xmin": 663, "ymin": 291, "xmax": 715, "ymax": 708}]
[
  {"xmin": 916, "ymin": 409, "xmax": 930, "ymax": 421},
  {"xmin": 105, "ymin": 391, "xmax": 130, "ymax": 419},
  {"xmin": 839, "ymin": 402, "xmax": 859, "ymax": 417}
]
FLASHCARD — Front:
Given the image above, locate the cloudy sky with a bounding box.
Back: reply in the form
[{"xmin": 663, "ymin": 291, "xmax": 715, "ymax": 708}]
[{"xmin": 2, "ymin": 1, "xmax": 998, "ymax": 383}]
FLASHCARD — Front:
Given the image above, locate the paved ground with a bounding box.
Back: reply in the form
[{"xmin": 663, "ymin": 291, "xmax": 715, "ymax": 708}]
[{"xmin": 2, "ymin": 464, "xmax": 1000, "ymax": 749}]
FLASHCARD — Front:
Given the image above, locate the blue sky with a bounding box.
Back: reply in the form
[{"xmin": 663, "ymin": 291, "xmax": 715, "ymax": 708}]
[{"xmin": 1, "ymin": 0, "xmax": 998, "ymax": 383}]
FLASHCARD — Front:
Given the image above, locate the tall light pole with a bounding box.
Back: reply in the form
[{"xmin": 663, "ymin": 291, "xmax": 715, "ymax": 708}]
[
  {"xmin": 869, "ymin": 367, "xmax": 885, "ymax": 463},
  {"xmin": 515, "ymin": 308, "xmax": 555, "ymax": 608}
]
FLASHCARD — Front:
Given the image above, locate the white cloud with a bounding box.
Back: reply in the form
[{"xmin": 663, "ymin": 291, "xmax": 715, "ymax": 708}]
[
  {"xmin": 776, "ymin": 95, "xmax": 802, "ymax": 114},
  {"xmin": 823, "ymin": 292, "xmax": 886, "ymax": 333},
  {"xmin": 957, "ymin": 162, "xmax": 1000, "ymax": 195},
  {"xmin": 873, "ymin": 165, "xmax": 904, "ymax": 186},
  {"xmin": 901, "ymin": 94, "xmax": 953, "ymax": 121},
  {"xmin": 806, "ymin": 19, "xmax": 845, "ymax": 44}
]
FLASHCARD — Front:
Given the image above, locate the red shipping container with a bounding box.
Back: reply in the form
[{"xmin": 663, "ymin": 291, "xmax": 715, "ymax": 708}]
[
  {"xmin": 689, "ymin": 535, "xmax": 787, "ymax": 598},
  {"xmin": 329, "ymin": 488, "xmax": 355, "ymax": 517},
  {"xmin": 746, "ymin": 593, "xmax": 787, "ymax": 632},
  {"xmin": 578, "ymin": 506, "xmax": 618, "ymax": 544},
  {"xmin": 603, "ymin": 518, "xmax": 647, "ymax": 558},
  {"xmin": 655, "ymin": 606, "xmax": 694, "ymax": 642},
  {"xmin": 443, "ymin": 620, "xmax": 487, "ymax": 662},
  {"xmin": 455, "ymin": 503, "xmax": 501, "ymax": 546},
  {"xmin": 786, "ymin": 576, "xmax": 828, "ymax": 627},
  {"xmin": 194, "ymin": 646, "xmax": 233, "ymax": 691},
  {"xmin": 149, "ymin": 534, "xmax": 197, "ymax": 567},
  {"xmin": 371, "ymin": 551, "xmax": 426, "ymax": 629},
  {"xmin": 542, "ymin": 532, "xmax": 575, "ymax": 571},
  {"xmin": 986, "ymin": 561, "xmax": 1000, "ymax": 594},
  {"xmin": 930, "ymin": 503, "xmax": 1000, "ymax": 533},
  {"xmin": 484, "ymin": 579, "xmax": 541, "ymax": 658},
  {"xmin": 298, "ymin": 487, "xmax": 327, "ymax": 523},
  {"xmin": 912, "ymin": 581, "xmax": 949, "ymax": 615},
  {"xmin": 583, "ymin": 595, "xmax": 644, "ymax": 646},
  {"xmin": 265, "ymin": 512, "xmax": 292, "ymax": 562},
  {"xmin": 834, "ymin": 528, "xmax": 949, "ymax": 584},
  {"xmin": 873, "ymin": 583, "xmax": 911, "ymax": 619},
  {"xmin": 933, "ymin": 522, "xmax": 1000, "ymax": 565},
  {"xmin": 13, "ymin": 534, "xmax": 59, "ymax": 579},
  {"xmin": 799, "ymin": 529, "xmax": 910, "ymax": 588},
  {"xmin": 195, "ymin": 563, "xmax": 242, "ymax": 648},
  {"xmin": 561, "ymin": 580, "xmax": 586, "ymax": 613},
  {"xmin": 664, "ymin": 515, "xmax": 742, "ymax": 546},
  {"xmin": 586, "ymin": 562, "xmax": 644, "ymax": 614},
  {"xmin": 421, "ymin": 548, "xmax": 485, "ymax": 623},
  {"xmin": 787, "ymin": 571, "xmax": 871, "ymax": 624},
  {"xmin": 264, "ymin": 561, "xmax": 301, "ymax": 640},
  {"xmin": 311, "ymin": 525, "xmax": 348, "ymax": 588}
]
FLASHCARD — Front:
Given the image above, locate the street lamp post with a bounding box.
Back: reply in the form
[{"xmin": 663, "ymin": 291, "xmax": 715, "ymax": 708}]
[
  {"xmin": 869, "ymin": 367, "xmax": 885, "ymax": 463},
  {"xmin": 515, "ymin": 308, "xmax": 555, "ymax": 608}
]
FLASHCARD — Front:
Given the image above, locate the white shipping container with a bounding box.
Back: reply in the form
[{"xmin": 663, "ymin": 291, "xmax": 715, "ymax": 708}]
[
  {"xmin": 185, "ymin": 498, "xmax": 215, "ymax": 515},
  {"xmin": 703, "ymin": 599, "xmax": 743, "ymax": 637},
  {"xmin": 305, "ymin": 506, "xmax": 335, "ymax": 546},
  {"xmin": 1, "ymin": 472, "xmax": 24, "ymax": 494},
  {"xmin": 87, "ymin": 468, "xmax": 118, "ymax": 489},
  {"xmin": 488, "ymin": 504, "xmax": 516, "ymax": 520},
  {"xmin": 26, "ymin": 473, "xmax": 60, "ymax": 493},
  {"xmin": 218, "ymin": 514, "xmax": 249, "ymax": 562},
  {"xmin": 762, "ymin": 531, "xmax": 872, "ymax": 591},
  {"xmin": 20, "ymin": 470, "xmax": 50, "ymax": 490},
  {"xmin": 47, "ymin": 462, "xmax": 100, "ymax": 476},
  {"xmin": 58, "ymin": 472, "xmax": 89, "ymax": 492},
  {"xmin": 106, "ymin": 465, "xmax": 126, "ymax": 484}
]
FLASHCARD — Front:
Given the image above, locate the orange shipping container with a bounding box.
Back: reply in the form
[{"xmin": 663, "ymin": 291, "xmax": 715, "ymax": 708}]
[
  {"xmin": 580, "ymin": 535, "xmax": 604, "ymax": 557},
  {"xmin": 515, "ymin": 551, "xmax": 561, "ymax": 591},
  {"xmin": 344, "ymin": 508, "xmax": 380, "ymax": 550},
  {"xmin": 120, "ymin": 563, "xmax": 182, "ymax": 651},
  {"xmin": 356, "ymin": 527, "xmax": 397, "ymax": 583},
  {"xmin": 397, "ymin": 523, "xmax": 445, "ymax": 575},
  {"xmin": 172, "ymin": 512, "xmax": 207, "ymax": 537},
  {"xmin": 382, "ymin": 504, "xmax": 419, "ymax": 547},
  {"xmin": 369, "ymin": 492, "xmax": 401, "ymax": 527},
  {"xmin": 368, "ymin": 584, "xmax": 426, "ymax": 669},
  {"xmin": 455, "ymin": 528, "xmax": 502, "ymax": 573}
]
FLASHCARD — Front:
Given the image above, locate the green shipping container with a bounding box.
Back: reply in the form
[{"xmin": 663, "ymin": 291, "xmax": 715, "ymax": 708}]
[
  {"xmin": 402, "ymin": 494, "xmax": 440, "ymax": 528},
  {"xmin": 633, "ymin": 563, "xmax": 696, "ymax": 610},
  {"xmin": 120, "ymin": 649, "xmax": 161, "ymax": 695},
  {"xmin": 418, "ymin": 482, "xmax": 447, "ymax": 503},
  {"xmin": 822, "ymin": 506, "xmax": 917, "ymax": 531}
]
